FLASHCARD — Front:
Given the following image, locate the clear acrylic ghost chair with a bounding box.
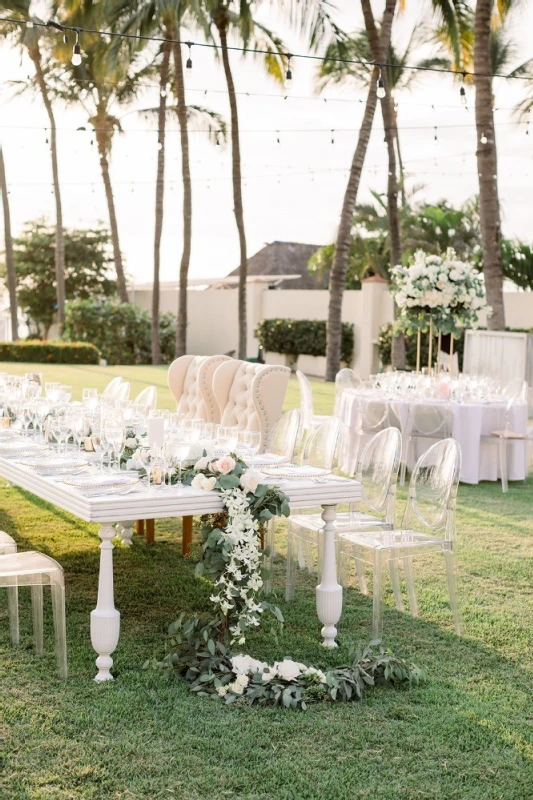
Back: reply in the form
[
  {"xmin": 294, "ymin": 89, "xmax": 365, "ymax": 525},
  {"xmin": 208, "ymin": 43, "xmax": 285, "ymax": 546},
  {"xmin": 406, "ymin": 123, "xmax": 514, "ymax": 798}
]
[
  {"xmin": 503, "ymin": 378, "xmax": 528, "ymax": 402},
  {"xmin": 527, "ymin": 387, "xmax": 533, "ymax": 474},
  {"xmin": 283, "ymin": 416, "xmax": 342, "ymax": 599},
  {"xmin": 114, "ymin": 381, "xmax": 131, "ymax": 404},
  {"xmin": 286, "ymin": 427, "xmax": 402, "ymax": 603},
  {"xmin": 296, "ymin": 370, "xmax": 328, "ymax": 431},
  {"xmin": 482, "ymin": 392, "xmax": 528, "ymax": 493},
  {"xmin": 267, "ymin": 409, "xmax": 302, "ymax": 461},
  {"xmin": 400, "ymin": 403, "xmax": 453, "ymax": 486},
  {"xmin": 134, "ymin": 385, "xmax": 157, "ymax": 414},
  {"xmin": 334, "ymin": 368, "xmax": 362, "ymax": 415},
  {"xmin": 347, "ymin": 397, "xmax": 392, "ymax": 477},
  {"xmin": 102, "ymin": 376, "xmax": 123, "ymax": 399},
  {"xmin": 340, "ymin": 438, "xmax": 462, "ymax": 641},
  {"xmin": 0, "ymin": 532, "xmax": 18, "ymax": 645},
  {"xmin": 0, "ymin": 551, "xmax": 67, "ymax": 677}
]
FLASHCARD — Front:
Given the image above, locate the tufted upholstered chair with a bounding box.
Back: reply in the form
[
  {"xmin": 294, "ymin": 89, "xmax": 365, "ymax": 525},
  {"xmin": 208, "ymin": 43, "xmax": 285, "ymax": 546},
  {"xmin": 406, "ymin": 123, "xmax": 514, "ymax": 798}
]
[
  {"xmin": 167, "ymin": 355, "xmax": 232, "ymax": 422},
  {"xmin": 213, "ymin": 360, "xmax": 290, "ymax": 452}
]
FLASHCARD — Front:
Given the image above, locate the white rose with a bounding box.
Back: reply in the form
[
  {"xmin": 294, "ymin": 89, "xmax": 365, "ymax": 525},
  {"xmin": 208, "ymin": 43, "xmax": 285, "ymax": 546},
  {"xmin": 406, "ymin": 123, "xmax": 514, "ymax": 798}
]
[
  {"xmin": 191, "ymin": 473, "xmax": 207, "ymax": 490},
  {"xmin": 194, "ymin": 456, "xmax": 210, "ymax": 471},
  {"xmin": 240, "ymin": 470, "xmax": 261, "ymax": 494},
  {"xmin": 217, "ymin": 685, "xmax": 229, "ymax": 696},
  {"xmin": 449, "ymin": 269, "xmax": 460, "ymax": 281},
  {"xmin": 215, "ymin": 456, "xmax": 236, "ymax": 475},
  {"xmin": 274, "ymin": 659, "xmax": 306, "ymax": 682},
  {"xmin": 203, "ymin": 477, "xmax": 216, "ymax": 491},
  {"xmin": 231, "ymin": 654, "xmax": 266, "ymax": 676}
]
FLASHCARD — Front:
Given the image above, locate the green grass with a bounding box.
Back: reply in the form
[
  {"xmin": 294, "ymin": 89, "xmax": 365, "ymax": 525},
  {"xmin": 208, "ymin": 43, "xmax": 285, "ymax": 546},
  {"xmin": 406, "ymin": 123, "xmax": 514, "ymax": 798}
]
[{"xmin": 1, "ymin": 366, "xmax": 532, "ymax": 799}]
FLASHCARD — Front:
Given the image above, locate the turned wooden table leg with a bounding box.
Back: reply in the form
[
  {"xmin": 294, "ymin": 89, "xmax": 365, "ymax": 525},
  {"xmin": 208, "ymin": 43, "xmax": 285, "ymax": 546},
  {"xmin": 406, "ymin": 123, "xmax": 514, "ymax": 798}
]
[
  {"xmin": 182, "ymin": 516, "xmax": 193, "ymax": 557},
  {"xmin": 145, "ymin": 519, "xmax": 155, "ymax": 545},
  {"xmin": 136, "ymin": 520, "xmax": 145, "ymax": 536}
]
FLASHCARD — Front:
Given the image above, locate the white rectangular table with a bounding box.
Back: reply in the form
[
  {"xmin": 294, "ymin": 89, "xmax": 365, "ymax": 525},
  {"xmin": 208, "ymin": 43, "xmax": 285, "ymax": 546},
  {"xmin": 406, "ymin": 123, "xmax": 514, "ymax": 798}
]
[{"xmin": 0, "ymin": 458, "xmax": 361, "ymax": 681}]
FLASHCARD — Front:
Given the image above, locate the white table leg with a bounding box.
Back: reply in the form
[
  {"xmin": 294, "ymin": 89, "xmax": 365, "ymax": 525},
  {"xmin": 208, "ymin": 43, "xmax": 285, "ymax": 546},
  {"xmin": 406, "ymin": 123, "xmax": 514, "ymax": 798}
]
[
  {"xmin": 90, "ymin": 525, "xmax": 120, "ymax": 682},
  {"xmin": 316, "ymin": 504, "xmax": 342, "ymax": 648},
  {"xmin": 116, "ymin": 520, "xmax": 135, "ymax": 547}
]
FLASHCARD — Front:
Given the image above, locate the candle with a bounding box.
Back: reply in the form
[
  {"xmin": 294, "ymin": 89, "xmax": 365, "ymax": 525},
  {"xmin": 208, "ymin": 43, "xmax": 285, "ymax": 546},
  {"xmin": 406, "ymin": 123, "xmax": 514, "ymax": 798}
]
[{"xmin": 147, "ymin": 417, "xmax": 165, "ymax": 446}]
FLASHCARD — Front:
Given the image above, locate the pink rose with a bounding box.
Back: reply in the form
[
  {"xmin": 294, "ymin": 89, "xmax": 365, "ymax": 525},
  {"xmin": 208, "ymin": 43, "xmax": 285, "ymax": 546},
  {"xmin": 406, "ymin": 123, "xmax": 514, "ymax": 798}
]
[{"xmin": 215, "ymin": 456, "xmax": 236, "ymax": 475}]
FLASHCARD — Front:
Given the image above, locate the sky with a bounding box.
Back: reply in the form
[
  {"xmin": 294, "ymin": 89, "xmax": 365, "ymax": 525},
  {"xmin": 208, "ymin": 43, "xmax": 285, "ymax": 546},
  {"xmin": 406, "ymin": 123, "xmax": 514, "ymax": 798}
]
[{"xmin": 0, "ymin": 1, "xmax": 532, "ymax": 286}]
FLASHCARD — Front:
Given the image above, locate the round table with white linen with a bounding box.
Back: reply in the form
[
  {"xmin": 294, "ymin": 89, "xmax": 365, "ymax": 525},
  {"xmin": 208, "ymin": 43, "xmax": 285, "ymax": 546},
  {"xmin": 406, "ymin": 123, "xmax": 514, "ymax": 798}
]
[{"xmin": 339, "ymin": 389, "xmax": 528, "ymax": 485}]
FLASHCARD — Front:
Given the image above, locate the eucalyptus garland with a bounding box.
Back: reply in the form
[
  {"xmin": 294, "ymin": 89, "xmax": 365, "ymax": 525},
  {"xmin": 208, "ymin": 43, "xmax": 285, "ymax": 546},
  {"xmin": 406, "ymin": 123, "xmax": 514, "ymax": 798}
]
[{"xmin": 146, "ymin": 453, "xmax": 422, "ymax": 709}]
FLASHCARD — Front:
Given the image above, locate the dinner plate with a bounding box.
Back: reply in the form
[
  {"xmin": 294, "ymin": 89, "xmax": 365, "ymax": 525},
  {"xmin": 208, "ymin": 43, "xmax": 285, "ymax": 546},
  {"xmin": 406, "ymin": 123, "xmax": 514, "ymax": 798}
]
[
  {"xmin": 0, "ymin": 441, "xmax": 49, "ymax": 456},
  {"xmin": 20, "ymin": 456, "xmax": 89, "ymax": 473},
  {"xmin": 62, "ymin": 473, "xmax": 140, "ymax": 493},
  {"xmin": 261, "ymin": 465, "xmax": 332, "ymax": 479}
]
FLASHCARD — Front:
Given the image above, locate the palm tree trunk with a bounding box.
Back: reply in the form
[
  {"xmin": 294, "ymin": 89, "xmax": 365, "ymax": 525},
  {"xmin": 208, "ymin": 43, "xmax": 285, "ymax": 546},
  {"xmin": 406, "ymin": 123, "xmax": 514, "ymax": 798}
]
[
  {"xmin": 95, "ymin": 126, "xmax": 129, "ymax": 303},
  {"xmin": 218, "ymin": 22, "xmax": 248, "ymax": 361},
  {"xmin": 474, "ymin": 0, "xmax": 505, "ymax": 330},
  {"xmin": 394, "ymin": 110, "xmax": 406, "ymax": 207},
  {"xmin": 30, "ymin": 49, "xmax": 66, "ymax": 334},
  {"xmin": 325, "ymin": 0, "xmax": 396, "ymax": 381},
  {"xmin": 325, "ymin": 76, "xmax": 379, "ymax": 381},
  {"xmin": 362, "ymin": 0, "xmax": 405, "ymax": 371},
  {"xmin": 173, "ymin": 40, "xmax": 193, "ymax": 357},
  {"xmin": 0, "ymin": 145, "xmax": 18, "ymax": 340},
  {"xmin": 152, "ymin": 40, "xmax": 171, "ymax": 365}
]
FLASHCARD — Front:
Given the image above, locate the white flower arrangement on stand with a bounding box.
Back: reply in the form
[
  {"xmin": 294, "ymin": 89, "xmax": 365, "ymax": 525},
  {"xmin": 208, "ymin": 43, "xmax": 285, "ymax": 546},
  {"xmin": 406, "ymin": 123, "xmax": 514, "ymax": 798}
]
[{"xmin": 390, "ymin": 248, "xmax": 492, "ymax": 369}]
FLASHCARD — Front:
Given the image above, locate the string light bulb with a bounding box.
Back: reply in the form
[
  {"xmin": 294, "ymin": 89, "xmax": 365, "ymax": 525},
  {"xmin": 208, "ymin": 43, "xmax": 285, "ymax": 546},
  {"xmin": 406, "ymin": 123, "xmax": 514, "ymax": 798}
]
[
  {"xmin": 186, "ymin": 42, "xmax": 193, "ymax": 72},
  {"xmin": 285, "ymin": 54, "xmax": 293, "ymax": 88},
  {"xmin": 376, "ymin": 67, "xmax": 386, "ymax": 99},
  {"xmin": 26, "ymin": 20, "xmax": 33, "ymax": 28},
  {"xmin": 71, "ymin": 30, "xmax": 82, "ymax": 66},
  {"xmin": 480, "ymin": 132, "xmax": 488, "ymax": 144},
  {"xmin": 460, "ymin": 73, "xmax": 467, "ymax": 105}
]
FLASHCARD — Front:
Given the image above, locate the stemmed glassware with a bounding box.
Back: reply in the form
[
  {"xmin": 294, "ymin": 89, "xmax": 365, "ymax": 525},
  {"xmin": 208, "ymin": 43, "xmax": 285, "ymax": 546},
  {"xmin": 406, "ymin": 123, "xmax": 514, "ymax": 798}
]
[
  {"xmin": 103, "ymin": 424, "xmax": 125, "ymax": 471},
  {"xmin": 168, "ymin": 434, "xmax": 191, "ymax": 489},
  {"xmin": 217, "ymin": 426, "xmax": 238, "ymax": 453}
]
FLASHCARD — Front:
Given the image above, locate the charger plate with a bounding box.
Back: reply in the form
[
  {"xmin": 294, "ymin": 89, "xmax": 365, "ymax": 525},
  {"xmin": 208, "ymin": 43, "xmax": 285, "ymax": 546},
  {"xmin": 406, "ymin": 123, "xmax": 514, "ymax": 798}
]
[
  {"xmin": 62, "ymin": 473, "xmax": 140, "ymax": 492},
  {"xmin": 20, "ymin": 456, "xmax": 89, "ymax": 473},
  {"xmin": 261, "ymin": 465, "xmax": 331, "ymax": 479}
]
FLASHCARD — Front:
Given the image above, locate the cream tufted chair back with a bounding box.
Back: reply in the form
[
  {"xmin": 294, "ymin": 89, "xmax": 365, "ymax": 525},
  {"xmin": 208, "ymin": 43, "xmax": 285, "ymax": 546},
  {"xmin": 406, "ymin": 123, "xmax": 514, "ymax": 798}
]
[
  {"xmin": 213, "ymin": 360, "xmax": 290, "ymax": 451},
  {"xmin": 167, "ymin": 355, "xmax": 232, "ymax": 422}
]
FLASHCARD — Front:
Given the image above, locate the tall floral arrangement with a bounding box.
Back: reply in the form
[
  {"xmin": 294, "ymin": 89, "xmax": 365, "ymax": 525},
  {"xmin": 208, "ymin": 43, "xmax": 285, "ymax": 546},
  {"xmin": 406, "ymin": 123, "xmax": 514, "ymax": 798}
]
[{"xmin": 391, "ymin": 248, "xmax": 491, "ymax": 336}]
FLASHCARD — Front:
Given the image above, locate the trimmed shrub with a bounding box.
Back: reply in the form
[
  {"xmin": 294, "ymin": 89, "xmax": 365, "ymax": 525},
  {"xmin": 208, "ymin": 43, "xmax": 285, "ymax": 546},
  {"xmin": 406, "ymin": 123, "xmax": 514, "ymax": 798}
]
[
  {"xmin": 64, "ymin": 298, "xmax": 176, "ymax": 365},
  {"xmin": 0, "ymin": 340, "xmax": 100, "ymax": 364},
  {"xmin": 255, "ymin": 318, "xmax": 354, "ymax": 363}
]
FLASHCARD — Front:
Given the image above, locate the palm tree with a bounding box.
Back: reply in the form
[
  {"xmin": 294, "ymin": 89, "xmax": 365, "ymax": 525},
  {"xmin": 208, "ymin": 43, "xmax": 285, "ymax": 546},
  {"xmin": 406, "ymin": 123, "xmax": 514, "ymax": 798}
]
[
  {"xmin": 0, "ymin": 144, "xmax": 18, "ymax": 340},
  {"xmin": 0, "ymin": 2, "xmax": 66, "ymax": 332},
  {"xmin": 474, "ymin": 0, "xmax": 514, "ymax": 330},
  {"xmin": 51, "ymin": 1, "xmax": 155, "ymax": 303}
]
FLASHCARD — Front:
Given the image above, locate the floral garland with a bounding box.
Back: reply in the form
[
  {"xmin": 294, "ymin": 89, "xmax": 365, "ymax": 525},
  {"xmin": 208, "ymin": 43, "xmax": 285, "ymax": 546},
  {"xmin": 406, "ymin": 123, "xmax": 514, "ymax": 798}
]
[
  {"xmin": 146, "ymin": 453, "xmax": 422, "ymax": 708},
  {"xmin": 391, "ymin": 248, "xmax": 492, "ymax": 336}
]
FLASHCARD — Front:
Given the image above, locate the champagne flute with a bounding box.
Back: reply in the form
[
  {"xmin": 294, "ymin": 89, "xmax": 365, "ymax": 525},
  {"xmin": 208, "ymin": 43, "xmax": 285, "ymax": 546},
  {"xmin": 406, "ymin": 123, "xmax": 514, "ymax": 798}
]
[{"xmin": 104, "ymin": 425, "xmax": 124, "ymax": 471}]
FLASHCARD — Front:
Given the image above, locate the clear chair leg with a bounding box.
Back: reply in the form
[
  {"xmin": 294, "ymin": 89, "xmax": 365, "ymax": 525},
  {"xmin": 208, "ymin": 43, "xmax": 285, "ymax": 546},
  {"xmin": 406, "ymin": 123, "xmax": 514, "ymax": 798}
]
[
  {"xmin": 7, "ymin": 585, "xmax": 19, "ymax": 645},
  {"xmin": 444, "ymin": 549, "xmax": 462, "ymax": 636},
  {"xmin": 403, "ymin": 556, "xmax": 419, "ymax": 617},
  {"xmin": 389, "ymin": 560, "xmax": 405, "ymax": 612},
  {"xmin": 400, "ymin": 438, "xmax": 410, "ymax": 487},
  {"xmin": 285, "ymin": 527, "xmax": 295, "ymax": 602},
  {"xmin": 31, "ymin": 585, "xmax": 44, "ymax": 655},
  {"xmin": 499, "ymin": 438, "xmax": 508, "ymax": 493},
  {"xmin": 372, "ymin": 550, "xmax": 385, "ymax": 641},
  {"xmin": 51, "ymin": 584, "xmax": 68, "ymax": 679},
  {"xmin": 355, "ymin": 545, "xmax": 368, "ymax": 595}
]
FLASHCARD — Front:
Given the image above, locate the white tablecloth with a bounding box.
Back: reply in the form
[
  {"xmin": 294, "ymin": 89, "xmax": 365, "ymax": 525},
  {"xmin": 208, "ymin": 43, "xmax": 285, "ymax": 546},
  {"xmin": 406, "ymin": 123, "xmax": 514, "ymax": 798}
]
[{"xmin": 340, "ymin": 390, "xmax": 528, "ymax": 485}]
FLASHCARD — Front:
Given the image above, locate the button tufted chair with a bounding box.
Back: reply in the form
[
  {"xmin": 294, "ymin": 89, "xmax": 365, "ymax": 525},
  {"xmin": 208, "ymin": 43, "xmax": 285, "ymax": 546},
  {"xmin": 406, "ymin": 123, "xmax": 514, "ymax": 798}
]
[
  {"xmin": 167, "ymin": 355, "xmax": 232, "ymax": 422},
  {"xmin": 213, "ymin": 361, "xmax": 290, "ymax": 452}
]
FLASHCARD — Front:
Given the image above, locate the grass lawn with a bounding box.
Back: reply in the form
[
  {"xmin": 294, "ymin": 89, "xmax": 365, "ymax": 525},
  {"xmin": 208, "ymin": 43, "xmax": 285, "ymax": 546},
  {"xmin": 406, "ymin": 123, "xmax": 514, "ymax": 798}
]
[{"xmin": 1, "ymin": 365, "xmax": 532, "ymax": 799}]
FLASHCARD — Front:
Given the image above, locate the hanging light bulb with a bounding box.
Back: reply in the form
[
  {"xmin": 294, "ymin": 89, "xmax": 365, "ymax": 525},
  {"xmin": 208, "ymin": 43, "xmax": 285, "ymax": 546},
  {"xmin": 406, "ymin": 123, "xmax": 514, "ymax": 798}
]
[
  {"xmin": 480, "ymin": 132, "xmax": 488, "ymax": 144},
  {"xmin": 157, "ymin": 142, "xmax": 163, "ymax": 151},
  {"xmin": 160, "ymin": 88, "xmax": 167, "ymax": 98},
  {"xmin": 71, "ymin": 30, "xmax": 82, "ymax": 66},
  {"xmin": 376, "ymin": 67, "xmax": 386, "ymax": 99},
  {"xmin": 460, "ymin": 72, "xmax": 468, "ymax": 105},
  {"xmin": 63, "ymin": 33, "xmax": 68, "ymax": 44},
  {"xmin": 186, "ymin": 42, "xmax": 193, "ymax": 73},
  {"xmin": 26, "ymin": 20, "xmax": 34, "ymax": 28},
  {"xmin": 285, "ymin": 54, "xmax": 293, "ymax": 88}
]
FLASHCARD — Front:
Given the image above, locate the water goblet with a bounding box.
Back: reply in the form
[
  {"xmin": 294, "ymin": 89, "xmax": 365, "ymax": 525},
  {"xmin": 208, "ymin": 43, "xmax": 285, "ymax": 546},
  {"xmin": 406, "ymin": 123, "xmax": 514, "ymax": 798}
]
[
  {"xmin": 217, "ymin": 425, "xmax": 238, "ymax": 453},
  {"xmin": 168, "ymin": 434, "xmax": 191, "ymax": 488}
]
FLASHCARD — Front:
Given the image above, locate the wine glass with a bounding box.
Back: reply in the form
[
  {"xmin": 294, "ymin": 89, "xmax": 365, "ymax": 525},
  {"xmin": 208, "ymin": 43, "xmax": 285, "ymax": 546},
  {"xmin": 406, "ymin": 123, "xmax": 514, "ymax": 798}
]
[
  {"xmin": 70, "ymin": 414, "xmax": 88, "ymax": 454},
  {"xmin": 49, "ymin": 414, "xmax": 64, "ymax": 454},
  {"xmin": 59, "ymin": 385, "xmax": 73, "ymax": 404},
  {"xmin": 45, "ymin": 382, "xmax": 61, "ymax": 404},
  {"xmin": 138, "ymin": 445, "xmax": 155, "ymax": 487},
  {"xmin": 104, "ymin": 424, "xmax": 124, "ymax": 471},
  {"xmin": 82, "ymin": 388, "xmax": 98, "ymax": 412},
  {"xmin": 217, "ymin": 426, "xmax": 238, "ymax": 453},
  {"xmin": 244, "ymin": 431, "xmax": 261, "ymax": 469}
]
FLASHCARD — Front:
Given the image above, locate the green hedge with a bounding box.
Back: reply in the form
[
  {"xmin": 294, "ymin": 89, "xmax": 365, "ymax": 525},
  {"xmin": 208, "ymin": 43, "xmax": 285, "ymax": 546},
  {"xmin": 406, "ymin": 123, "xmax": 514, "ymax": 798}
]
[
  {"xmin": 64, "ymin": 298, "xmax": 176, "ymax": 365},
  {"xmin": 0, "ymin": 340, "xmax": 100, "ymax": 364},
  {"xmin": 255, "ymin": 318, "xmax": 354, "ymax": 363}
]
